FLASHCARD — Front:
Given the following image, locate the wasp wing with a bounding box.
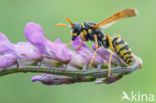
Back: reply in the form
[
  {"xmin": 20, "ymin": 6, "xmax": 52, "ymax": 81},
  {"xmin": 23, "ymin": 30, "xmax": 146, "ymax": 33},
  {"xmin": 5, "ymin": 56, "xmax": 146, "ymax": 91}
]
[{"xmin": 93, "ymin": 9, "xmax": 139, "ymax": 29}]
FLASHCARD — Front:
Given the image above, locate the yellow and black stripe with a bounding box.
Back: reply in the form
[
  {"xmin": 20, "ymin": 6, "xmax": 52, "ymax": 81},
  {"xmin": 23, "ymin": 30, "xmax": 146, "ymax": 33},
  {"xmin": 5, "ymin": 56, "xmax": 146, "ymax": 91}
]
[{"xmin": 112, "ymin": 36, "xmax": 133, "ymax": 66}]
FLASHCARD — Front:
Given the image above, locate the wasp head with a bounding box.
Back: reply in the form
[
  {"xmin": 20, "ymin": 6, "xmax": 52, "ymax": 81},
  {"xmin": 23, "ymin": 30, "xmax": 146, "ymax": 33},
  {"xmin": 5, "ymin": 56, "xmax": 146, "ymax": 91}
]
[
  {"xmin": 57, "ymin": 18, "xmax": 82, "ymax": 41},
  {"xmin": 70, "ymin": 23, "xmax": 82, "ymax": 41}
]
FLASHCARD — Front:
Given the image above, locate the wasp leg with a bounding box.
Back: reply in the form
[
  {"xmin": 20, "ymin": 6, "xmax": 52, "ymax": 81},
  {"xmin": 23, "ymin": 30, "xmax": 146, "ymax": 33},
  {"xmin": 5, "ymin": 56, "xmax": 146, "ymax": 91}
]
[
  {"xmin": 76, "ymin": 30, "xmax": 86, "ymax": 50},
  {"xmin": 89, "ymin": 34, "xmax": 98, "ymax": 66},
  {"xmin": 106, "ymin": 34, "xmax": 115, "ymax": 52},
  {"xmin": 132, "ymin": 54, "xmax": 142, "ymax": 68},
  {"xmin": 106, "ymin": 34, "xmax": 115, "ymax": 77}
]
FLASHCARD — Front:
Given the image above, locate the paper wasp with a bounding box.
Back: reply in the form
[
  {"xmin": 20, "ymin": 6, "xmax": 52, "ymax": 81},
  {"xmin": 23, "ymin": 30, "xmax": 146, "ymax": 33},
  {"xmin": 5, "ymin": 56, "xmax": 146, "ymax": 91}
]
[{"xmin": 57, "ymin": 9, "xmax": 140, "ymax": 76}]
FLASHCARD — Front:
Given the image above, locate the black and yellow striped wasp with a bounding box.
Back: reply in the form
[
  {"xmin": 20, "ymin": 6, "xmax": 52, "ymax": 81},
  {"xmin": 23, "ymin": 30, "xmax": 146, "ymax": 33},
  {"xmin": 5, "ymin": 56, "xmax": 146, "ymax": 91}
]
[{"xmin": 57, "ymin": 9, "xmax": 142, "ymax": 76}]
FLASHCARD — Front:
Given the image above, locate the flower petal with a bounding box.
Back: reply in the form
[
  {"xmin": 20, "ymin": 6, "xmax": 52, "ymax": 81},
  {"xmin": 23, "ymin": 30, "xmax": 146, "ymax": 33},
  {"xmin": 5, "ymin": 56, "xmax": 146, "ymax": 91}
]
[
  {"xmin": 14, "ymin": 42, "xmax": 43, "ymax": 61},
  {"xmin": 25, "ymin": 22, "xmax": 72, "ymax": 64},
  {"xmin": 31, "ymin": 74, "xmax": 73, "ymax": 85},
  {"xmin": 0, "ymin": 54, "xmax": 17, "ymax": 71},
  {"xmin": 31, "ymin": 74, "xmax": 96, "ymax": 85},
  {"xmin": 25, "ymin": 22, "xmax": 47, "ymax": 53},
  {"xmin": 0, "ymin": 32, "xmax": 14, "ymax": 54}
]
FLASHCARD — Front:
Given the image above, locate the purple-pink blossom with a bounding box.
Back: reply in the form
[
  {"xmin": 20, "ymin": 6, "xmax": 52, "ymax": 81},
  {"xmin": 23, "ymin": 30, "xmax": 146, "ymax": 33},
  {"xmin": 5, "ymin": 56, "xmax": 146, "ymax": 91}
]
[
  {"xmin": 31, "ymin": 74, "xmax": 74, "ymax": 85},
  {"xmin": 0, "ymin": 21, "xmax": 136, "ymax": 85},
  {"xmin": 0, "ymin": 32, "xmax": 15, "ymax": 54},
  {"xmin": 25, "ymin": 22, "xmax": 72, "ymax": 65},
  {"xmin": 0, "ymin": 54, "xmax": 17, "ymax": 71},
  {"xmin": 31, "ymin": 74, "xmax": 96, "ymax": 85},
  {"xmin": 13, "ymin": 42, "xmax": 43, "ymax": 66},
  {"xmin": 0, "ymin": 32, "xmax": 43, "ymax": 69}
]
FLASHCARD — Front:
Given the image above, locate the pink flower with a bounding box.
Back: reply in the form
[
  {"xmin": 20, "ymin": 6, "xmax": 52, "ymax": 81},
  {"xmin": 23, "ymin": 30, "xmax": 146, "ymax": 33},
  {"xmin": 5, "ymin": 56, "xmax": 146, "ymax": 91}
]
[
  {"xmin": 31, "ymin": 74, "xmax": 96, "ymax": 85},
  {"xmin": 0, "ymin": 32, "xmax": 43, "ymax": 66},
  {"xmin": 31, "ymin": 74, "xmax": 74, "ymax": 85},
  {"xmin": 0, "ymin": 54, "xmax": 17, "ymax": 71},
  {"xmin": 13, "ymin": 42, "xmax": 43, "ymax": 66},
  {"xmin": 25, "ymin": 22, "xmax": 87, "ymax": 67},
  {"xmin": 0, "ymin": 32, "xmax": 14, "ymax": 54}
]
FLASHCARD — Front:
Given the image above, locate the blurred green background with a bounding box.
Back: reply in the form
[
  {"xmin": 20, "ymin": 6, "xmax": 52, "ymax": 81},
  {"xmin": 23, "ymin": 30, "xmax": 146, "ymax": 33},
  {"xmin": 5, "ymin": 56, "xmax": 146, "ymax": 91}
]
[{"xmin": 0, "ymin": 0, "xmax": 155, "ymax": 103}]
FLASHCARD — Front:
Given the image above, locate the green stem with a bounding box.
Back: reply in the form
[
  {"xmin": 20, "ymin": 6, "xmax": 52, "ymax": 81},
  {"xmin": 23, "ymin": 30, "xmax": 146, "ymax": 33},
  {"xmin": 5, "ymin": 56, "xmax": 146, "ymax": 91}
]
[{"xmin": 0, "ymin": 64, "xmax": 140, "ymax": 77}]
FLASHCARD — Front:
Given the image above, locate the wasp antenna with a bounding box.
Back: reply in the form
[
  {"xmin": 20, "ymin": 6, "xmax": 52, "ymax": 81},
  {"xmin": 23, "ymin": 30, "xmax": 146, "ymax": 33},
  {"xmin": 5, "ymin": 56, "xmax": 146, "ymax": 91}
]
[
  {"xmin": 56, "ymin": 24, "xmax": 71, "ymax": 28},
  {"xmin": 56, "ymin": 24, "xmax": 66, "ymax": 27},
  {"xmin": 65, "ymin": 17, "xmax": 74, "ymax": 28}
]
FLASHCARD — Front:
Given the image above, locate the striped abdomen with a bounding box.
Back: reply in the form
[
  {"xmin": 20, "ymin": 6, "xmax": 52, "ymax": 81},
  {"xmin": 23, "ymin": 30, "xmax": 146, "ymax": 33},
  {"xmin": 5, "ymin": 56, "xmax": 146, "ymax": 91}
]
[{"xmin": 112, "ymin": 36, "xmax": 133, "ymax": 66}]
